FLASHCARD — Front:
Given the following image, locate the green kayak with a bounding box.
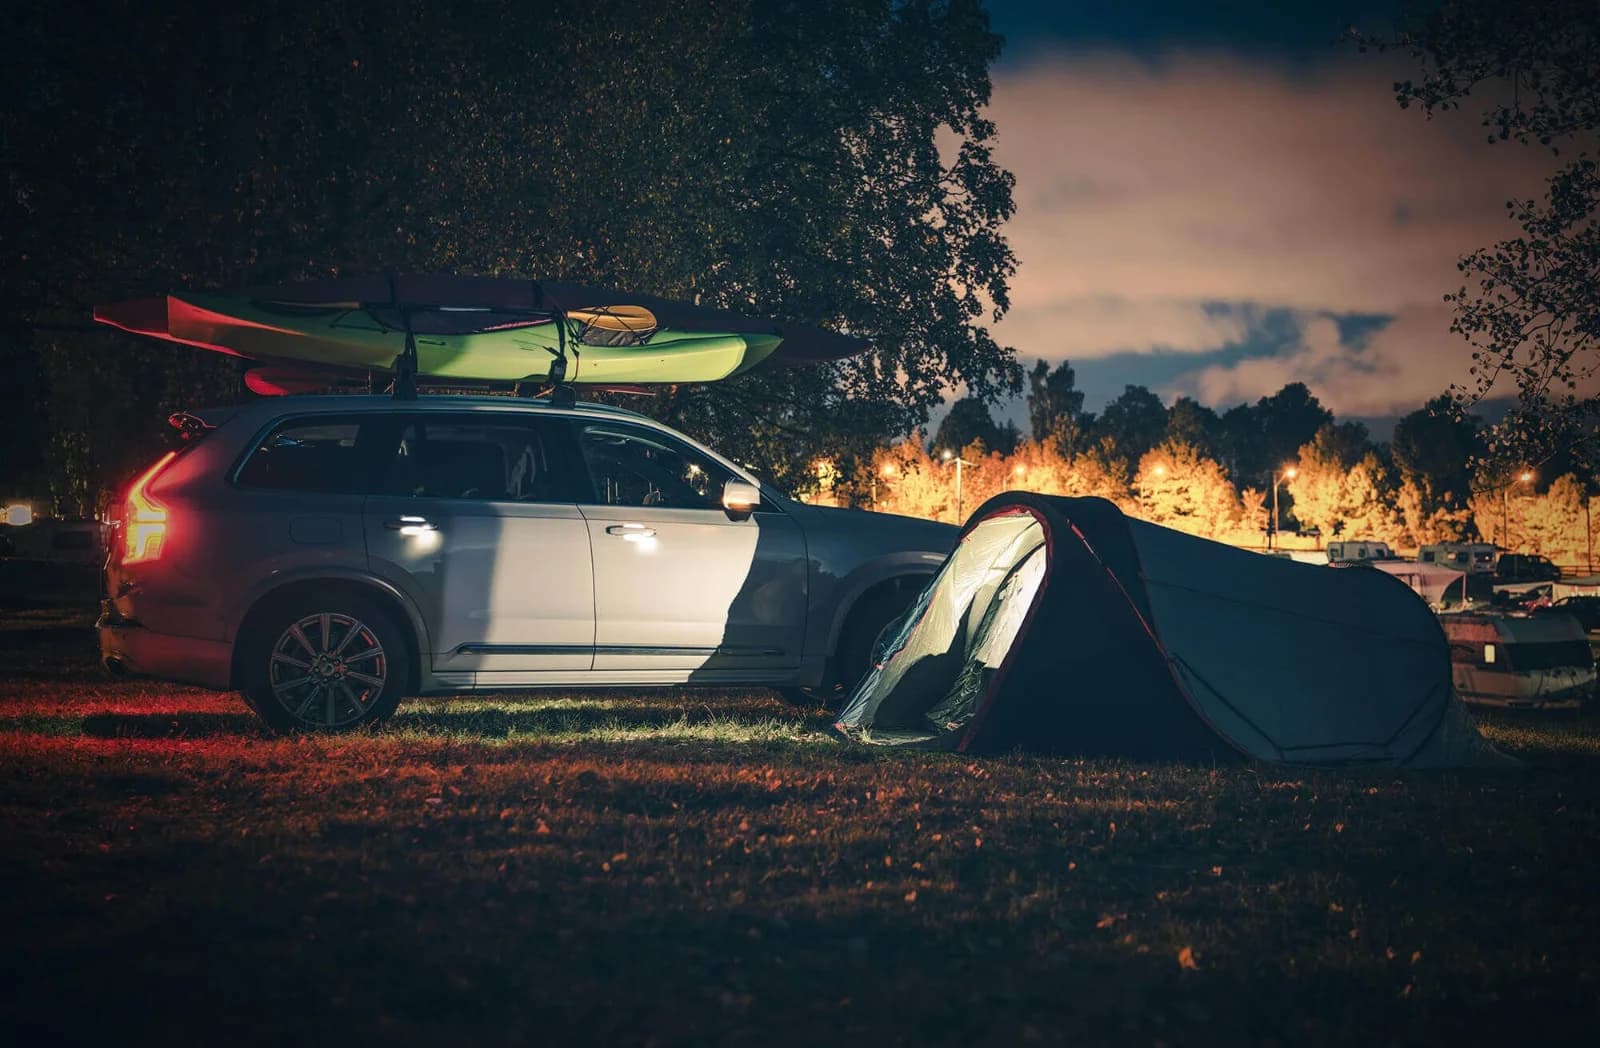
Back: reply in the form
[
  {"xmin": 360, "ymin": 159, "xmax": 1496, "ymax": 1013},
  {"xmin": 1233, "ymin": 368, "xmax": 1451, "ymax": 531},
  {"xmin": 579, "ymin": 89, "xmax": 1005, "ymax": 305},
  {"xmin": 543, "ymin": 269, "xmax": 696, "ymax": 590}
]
[{"xmin": 95, "ymin": 275, "xmax": 866, "ymax": 389}]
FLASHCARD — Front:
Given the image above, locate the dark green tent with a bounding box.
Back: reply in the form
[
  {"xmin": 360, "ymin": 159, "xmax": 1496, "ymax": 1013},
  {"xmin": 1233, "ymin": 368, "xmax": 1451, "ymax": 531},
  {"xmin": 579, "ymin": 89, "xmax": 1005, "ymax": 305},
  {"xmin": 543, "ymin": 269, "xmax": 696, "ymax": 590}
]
[{"xmin": 835, "ymin": 494, "xmax": 1502, "ymax": 767}]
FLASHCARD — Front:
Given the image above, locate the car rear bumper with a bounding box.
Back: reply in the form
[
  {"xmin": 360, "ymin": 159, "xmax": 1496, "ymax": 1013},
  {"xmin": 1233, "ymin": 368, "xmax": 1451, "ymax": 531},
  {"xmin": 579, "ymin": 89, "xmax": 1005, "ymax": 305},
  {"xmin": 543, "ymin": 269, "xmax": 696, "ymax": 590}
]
[{"xmin": 98, "ymin": 601, "xmax": 232, "ymax": 690}]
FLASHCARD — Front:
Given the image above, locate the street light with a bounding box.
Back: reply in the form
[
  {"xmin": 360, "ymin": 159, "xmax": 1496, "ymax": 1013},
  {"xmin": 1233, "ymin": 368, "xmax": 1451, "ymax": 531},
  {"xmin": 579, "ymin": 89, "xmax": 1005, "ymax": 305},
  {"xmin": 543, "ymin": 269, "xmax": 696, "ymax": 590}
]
[
  {"xmin": 940, "ymin": 448, "xmax": 976, "ymax": 523},
  {"xmin": 872, "ymin": 461, "xmax": 898, "ymax": 510},
  {"xmin": 1501, "ymin": 470, "xmax": 1534, "ymax": 549},
  {"xmin": 1270, "ymin": 465, "xmax": 1297, "ymax": 550}
]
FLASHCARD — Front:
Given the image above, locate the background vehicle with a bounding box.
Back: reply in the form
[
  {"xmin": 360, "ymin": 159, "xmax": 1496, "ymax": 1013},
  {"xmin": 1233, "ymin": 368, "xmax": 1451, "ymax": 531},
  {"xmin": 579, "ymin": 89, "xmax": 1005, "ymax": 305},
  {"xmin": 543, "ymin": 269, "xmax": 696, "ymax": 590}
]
[
  {"xmin": 1440, "ymin": 611, "xmax": 1595, "ymax": 711},
  {"xmin": 1419, "ymin": 542, "xmax": 1498, "ymax": 574},
  {"xmin": 1540, "ymin": 596, "xmax": 1600, "ymax": 636},
  {"xmin": 1496, "ymin": 552, "xmax": 1563, "ymax": 584},
  {"xmin": 1325, "ymin": 540, "xmax": 1395, "ymax": 563},
  {"xmin": 98, "ymin": 396, "xmax": 956, "ymax": 731}
]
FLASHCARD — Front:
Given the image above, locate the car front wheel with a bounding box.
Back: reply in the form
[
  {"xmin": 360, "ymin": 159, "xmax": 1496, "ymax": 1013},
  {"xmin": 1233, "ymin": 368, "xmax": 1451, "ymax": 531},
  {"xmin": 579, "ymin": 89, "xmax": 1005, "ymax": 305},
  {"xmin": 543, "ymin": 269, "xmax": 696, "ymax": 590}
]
[
  {"xmin": 780, "ymin": 587, "xmax": 915, "ymax": 711},
  {"xmin": 241, "ymin": 594, "xmax": 409, "ymax": 733}
]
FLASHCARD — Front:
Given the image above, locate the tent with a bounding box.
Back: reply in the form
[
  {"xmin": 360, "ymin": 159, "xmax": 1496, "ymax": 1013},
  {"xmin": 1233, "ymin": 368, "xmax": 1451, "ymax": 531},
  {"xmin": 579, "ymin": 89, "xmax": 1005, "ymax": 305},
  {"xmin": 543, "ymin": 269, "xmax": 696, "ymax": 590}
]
[
  {"xmin": 1356, "ymin": 560, "xmax": 1469, "ymax": 606},
  {"xmin": 835, "ymin": 494, "xmax": 1504, "ymax": 767},
  {"xmin": 1552, "ymin": 575, "xmax": 1600, "ymax": 601}
]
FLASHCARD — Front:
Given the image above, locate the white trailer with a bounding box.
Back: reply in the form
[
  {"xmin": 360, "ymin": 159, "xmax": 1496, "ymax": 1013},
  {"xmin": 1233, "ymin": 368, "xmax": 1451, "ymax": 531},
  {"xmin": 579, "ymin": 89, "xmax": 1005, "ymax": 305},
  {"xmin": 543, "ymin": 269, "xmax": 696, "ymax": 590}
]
[{"xmin": 1440, "ymin": 612, "xmax": 1596, "ymax": 711}]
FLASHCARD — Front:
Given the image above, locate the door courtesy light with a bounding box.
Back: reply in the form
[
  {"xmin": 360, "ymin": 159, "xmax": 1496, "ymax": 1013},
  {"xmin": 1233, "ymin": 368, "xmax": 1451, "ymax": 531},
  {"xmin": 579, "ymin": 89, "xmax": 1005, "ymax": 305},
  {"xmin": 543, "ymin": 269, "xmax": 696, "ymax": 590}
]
[{"xmin": 124, "ymin": 451, "xmax": 177, "ymax": 564}]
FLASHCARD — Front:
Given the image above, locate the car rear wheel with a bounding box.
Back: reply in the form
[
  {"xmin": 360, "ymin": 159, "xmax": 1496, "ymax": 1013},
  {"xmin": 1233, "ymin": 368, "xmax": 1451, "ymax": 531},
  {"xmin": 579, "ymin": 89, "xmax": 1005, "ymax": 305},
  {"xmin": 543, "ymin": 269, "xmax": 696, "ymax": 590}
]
[{"xmin": 241, "ymin": 594, "xmax": 409, "ymax": 733}]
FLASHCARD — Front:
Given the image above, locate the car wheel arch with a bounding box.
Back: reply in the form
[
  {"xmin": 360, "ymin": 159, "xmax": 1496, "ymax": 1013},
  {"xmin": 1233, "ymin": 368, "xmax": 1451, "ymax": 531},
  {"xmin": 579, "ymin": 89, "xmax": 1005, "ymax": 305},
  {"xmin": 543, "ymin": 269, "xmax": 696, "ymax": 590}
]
[
  {"xmin": 229, "ymin": 575, "xmax": 426, "ymax": 694},
  {"xmin": 829, "ymin": 572, "xmax": 929, "ymax": 654}
]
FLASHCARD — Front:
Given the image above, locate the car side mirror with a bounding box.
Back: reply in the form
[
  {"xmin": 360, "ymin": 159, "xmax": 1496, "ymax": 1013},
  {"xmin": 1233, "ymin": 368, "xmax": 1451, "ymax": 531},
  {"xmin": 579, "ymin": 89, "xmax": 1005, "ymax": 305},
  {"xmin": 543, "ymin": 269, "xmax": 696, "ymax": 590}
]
[{"xmin": 722, "ymin": 480, "xmax": 761, "ymax": 520}]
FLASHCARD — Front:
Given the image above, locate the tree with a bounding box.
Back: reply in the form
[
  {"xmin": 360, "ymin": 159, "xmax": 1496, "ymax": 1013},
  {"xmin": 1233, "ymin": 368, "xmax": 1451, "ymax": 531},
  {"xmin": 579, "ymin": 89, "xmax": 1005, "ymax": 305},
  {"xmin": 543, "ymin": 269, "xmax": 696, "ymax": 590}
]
[
  {"xmin": 1255, "ymin": 383, "xmax": 1333, "ymax": 477},
  {"xmin": 1395, "ymin": 478, "xmax": 1476, "ymax": 547},
  {"xmin": 1288, "ymin": 433, "xmax": 1400, "ymax": 548},
  {"xmin": 1134, "ymin": 441, "xmax": 1243, "ymax": 541},
  {"xmin": 932, "ymin": 396, "xmax": 1014, "ymax": 456},
  {"xmin": 1216, "ymin": 403, "xmax": 1264, "ymax": 483},
  {"xmin": 1098, "ymin": 385, "xmax": 1168, "ymax": 471},
  {"xmin": 1025, "ymin": 358, "xmax": 1089, "ymax": 455},
  {"xmin": 1163, "ymin": 397, "xmax": 1223, "ymax": 462},
  {"xmin": 2, "ymin": 0, "xmax": 1020, "ymax": 498},
  {"xmin": 1391, "ymin": 395, "xmax": 1484, "ymax": 511},
  {"xmin": 1363, "ymin": 0, "xmax": 1600, "ymax": 469}
]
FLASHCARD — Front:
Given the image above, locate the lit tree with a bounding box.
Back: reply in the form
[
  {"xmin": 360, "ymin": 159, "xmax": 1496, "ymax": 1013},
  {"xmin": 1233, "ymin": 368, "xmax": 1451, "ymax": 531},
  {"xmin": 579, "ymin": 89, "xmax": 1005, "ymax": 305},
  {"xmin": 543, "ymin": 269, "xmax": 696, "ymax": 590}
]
[
  {"xmin": 1519, "ymin": 474, "xmax": 1589, "ymax": 563},
  {"xmin": 1133, "ymin": 441, "xmax": 1243, "ymax": 540},
  {"xmin": 1395, "ymin": 477, "xmax": 1476, "ymax": 547},
  {"xmin": 1287, "ymin": 431, "xmax": 1403, "ymax": 548}
]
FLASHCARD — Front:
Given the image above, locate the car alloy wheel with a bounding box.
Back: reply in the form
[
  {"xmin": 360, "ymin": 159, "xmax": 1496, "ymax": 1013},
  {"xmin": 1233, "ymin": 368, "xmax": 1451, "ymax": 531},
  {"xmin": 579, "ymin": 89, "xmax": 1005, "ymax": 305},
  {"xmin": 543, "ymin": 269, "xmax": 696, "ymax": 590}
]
[{"xmin": 267, "ymin": 611, "xmax": 389, "ymax": 729}]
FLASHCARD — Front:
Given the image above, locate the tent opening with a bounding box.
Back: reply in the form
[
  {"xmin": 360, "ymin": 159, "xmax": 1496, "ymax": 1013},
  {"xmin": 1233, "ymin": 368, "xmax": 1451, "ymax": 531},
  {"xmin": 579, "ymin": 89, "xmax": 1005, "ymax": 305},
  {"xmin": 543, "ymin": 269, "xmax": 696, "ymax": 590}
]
[{"xmin": 842, "ymin": 510, "xmax": 1049, "ymax": 746}]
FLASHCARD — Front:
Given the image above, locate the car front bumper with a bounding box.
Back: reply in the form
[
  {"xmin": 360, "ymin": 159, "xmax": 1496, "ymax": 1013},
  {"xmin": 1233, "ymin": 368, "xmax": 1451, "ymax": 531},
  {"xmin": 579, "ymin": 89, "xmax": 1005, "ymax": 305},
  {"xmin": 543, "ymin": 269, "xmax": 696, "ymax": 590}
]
[{"xmin": 98, "ymin": 600, "xmax": 232, "ymax": 691}]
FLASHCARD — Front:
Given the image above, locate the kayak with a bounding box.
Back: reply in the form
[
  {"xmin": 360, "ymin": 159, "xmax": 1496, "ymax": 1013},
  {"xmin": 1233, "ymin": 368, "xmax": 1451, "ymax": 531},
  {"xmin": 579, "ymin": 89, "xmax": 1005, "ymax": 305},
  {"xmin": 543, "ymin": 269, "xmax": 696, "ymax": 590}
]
[{"xmin": 95, "ymin": 275, "xmax": 867, "ymax": 387}]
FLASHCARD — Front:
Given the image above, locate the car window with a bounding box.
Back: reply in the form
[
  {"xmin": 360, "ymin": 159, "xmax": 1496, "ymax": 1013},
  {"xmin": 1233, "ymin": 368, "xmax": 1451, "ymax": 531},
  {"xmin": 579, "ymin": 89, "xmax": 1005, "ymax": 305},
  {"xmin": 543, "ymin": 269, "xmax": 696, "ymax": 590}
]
[
  {"xmin": 575, "ymin": 423, "xmax": 736, "ymax": 510},
  {"xmin": 236, "ymin": 417, "xmax": 391, "ymax": 493},
  {"xmin": 378, "ymin": 415, "xmax": 581, "ymax": 502}
]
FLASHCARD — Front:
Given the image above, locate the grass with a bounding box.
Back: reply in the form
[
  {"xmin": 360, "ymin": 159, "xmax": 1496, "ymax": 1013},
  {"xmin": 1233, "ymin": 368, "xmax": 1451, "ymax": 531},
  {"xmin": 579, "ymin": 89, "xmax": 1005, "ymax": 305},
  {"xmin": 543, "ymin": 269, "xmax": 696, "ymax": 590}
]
[{"xmin": 3, "ymin": 611, "xmax": 1599, "ymax": 1044}]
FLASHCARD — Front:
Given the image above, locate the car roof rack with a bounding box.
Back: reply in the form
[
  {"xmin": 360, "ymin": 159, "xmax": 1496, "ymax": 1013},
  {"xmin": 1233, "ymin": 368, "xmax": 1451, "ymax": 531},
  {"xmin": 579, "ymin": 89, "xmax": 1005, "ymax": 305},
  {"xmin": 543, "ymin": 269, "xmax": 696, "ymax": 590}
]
[{"xmin": 386, "ymin": 278, "xmax": 578, "ymax": 406}]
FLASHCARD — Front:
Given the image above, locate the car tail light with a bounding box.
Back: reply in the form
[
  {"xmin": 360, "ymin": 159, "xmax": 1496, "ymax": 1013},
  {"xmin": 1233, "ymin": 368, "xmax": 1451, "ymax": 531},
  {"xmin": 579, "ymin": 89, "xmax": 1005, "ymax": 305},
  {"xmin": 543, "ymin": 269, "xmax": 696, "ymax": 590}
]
[{"xmin": 122, "ymin": 451, "xmax": 178, "ymax": 564}]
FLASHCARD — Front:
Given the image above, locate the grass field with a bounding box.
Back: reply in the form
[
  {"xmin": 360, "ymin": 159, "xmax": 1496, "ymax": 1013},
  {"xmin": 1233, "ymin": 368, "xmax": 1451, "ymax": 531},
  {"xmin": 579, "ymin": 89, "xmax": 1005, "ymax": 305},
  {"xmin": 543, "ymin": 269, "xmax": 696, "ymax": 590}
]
[{"xmin": 3, "ymin": 610, "xmax": 1599, "ymax": 1045}]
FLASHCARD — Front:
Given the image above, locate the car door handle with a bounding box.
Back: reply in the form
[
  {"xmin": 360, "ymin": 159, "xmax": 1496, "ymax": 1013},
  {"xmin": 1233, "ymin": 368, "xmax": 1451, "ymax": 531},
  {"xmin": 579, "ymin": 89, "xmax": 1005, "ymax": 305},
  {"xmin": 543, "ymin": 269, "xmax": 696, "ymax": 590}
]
[
  {"xmin": 384, "ymin": 516, "xmax": 437, "ymax": 532},
  {"xmin": 606, "ymin": 524, "xmax": 656, "ymax": 537}
]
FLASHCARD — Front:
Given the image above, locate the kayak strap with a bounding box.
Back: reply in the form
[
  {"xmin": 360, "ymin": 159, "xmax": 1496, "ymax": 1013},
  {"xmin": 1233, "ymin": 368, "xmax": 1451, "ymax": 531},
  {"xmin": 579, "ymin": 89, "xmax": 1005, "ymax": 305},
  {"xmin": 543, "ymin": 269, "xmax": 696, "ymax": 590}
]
[{"xmin": 391, "ymin": 325, "xmax": 419, "ymax": 400}]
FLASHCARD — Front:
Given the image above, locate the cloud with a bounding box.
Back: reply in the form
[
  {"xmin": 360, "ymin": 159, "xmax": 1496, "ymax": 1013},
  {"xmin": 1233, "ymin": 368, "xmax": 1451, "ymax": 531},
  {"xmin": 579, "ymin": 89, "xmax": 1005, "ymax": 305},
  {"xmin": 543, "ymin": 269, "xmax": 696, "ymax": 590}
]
[
  {"xmin": 1175, "ymin": 305, "xmax": 1473, "ymax": 415},
  {"xmin": 996, "ymin": 296, "xmax": 1254, "ymax": 358},
  {"xmin": 984, "ymin": 50, "xmax": 1555, "ymax": 412}
]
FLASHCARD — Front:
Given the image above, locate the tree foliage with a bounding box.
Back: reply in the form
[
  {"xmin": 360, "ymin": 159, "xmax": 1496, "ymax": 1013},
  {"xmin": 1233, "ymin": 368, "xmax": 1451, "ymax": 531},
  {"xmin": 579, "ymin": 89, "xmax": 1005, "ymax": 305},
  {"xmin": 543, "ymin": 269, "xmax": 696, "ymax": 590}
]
[
  {"xmin": 2, "ymin": 0, "xmax": 1019, "ymax": 499},
  {"xmin": 1134, "ymin": 441, "xmax": 1245, "ymax": 541},
  {"xmin": 1025, "ymin": 359, "xmax": 1090, "ymax": 456},
  {"xmin": 1097, "ymin": 385, "xmax": 1168, "ymax": 469},
  {"xmin": 931, "ymin": 395, "xmax": 1016, "ymax": 457},
  {"xmin": 1360, "ymin": 0, "xmax": 1600, "ymax": 469}
]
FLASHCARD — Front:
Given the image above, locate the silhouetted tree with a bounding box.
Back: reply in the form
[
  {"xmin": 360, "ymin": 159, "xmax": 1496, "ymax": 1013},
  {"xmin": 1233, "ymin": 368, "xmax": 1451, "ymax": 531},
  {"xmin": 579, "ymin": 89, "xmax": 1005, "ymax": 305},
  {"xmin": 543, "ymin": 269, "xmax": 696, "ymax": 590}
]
[
  {"xmin": 1255, "ymin": 383, "xmax": 1333, "ymax": 478},
  {"xmin": 1164, "ymin": 397, "xmax": 1223, "ymax": 462},
  {"xmin": 1025, "ymin": 358, "xmax": 1089, "ymax": 456},
  {"xmin": 1360, "ymin": 0, "xmax": 1599, "ymax": 467},
  {"xmin": 1098, "ymin": 385, "xmax": 1168, "ymax": 471},
  {"xmin": 3, "ymin": 0, "xmax": 1021, "ymax": 496},
  {"xmin": 932, "ymin": 396, "xmax": 1014, "ymax": 456},
  {"xmin": 1391, "ymin": 395, "xmax": 1484, "ymax": 509}
]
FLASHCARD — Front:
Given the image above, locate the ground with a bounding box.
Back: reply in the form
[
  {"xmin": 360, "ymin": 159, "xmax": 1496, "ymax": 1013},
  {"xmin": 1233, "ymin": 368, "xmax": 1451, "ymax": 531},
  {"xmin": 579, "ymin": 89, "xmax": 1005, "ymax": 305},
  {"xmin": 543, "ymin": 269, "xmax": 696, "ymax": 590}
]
[{"xmin": 2, "ymin": 610, "xmax": 1598, "ymax": 1045}]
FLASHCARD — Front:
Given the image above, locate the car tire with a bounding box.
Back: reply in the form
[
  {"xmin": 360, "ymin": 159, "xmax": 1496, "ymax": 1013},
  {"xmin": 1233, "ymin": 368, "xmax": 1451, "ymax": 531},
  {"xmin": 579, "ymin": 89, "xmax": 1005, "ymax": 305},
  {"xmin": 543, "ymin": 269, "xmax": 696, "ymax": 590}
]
[
  {"xmin": 239, "ymin": 592, "xmax": 410, "ymax": 734},
  {"xmin": 780, "ymin": 587, "xmax": 916, "ymax": 711}
]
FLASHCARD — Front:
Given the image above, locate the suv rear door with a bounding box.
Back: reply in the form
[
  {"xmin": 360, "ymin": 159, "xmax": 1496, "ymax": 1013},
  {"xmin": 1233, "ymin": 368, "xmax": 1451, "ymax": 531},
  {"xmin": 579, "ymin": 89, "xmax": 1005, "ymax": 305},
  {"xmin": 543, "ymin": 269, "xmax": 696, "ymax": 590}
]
[
  {"xmin": 228, "ymin": 413, "xmax": 387, "ymax": 608},
  {"xmin": 363, "ymin": 411, "xmax": 596, "ymax": 682}
]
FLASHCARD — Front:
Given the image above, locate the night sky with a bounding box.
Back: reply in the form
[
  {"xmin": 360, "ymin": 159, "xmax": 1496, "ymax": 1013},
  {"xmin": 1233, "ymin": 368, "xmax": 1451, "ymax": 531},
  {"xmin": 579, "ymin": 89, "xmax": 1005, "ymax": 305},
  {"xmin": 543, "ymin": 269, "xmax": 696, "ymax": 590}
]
[{"xmin": 972, "ymin": 1, "xmax": 1550, "ymax": 432}]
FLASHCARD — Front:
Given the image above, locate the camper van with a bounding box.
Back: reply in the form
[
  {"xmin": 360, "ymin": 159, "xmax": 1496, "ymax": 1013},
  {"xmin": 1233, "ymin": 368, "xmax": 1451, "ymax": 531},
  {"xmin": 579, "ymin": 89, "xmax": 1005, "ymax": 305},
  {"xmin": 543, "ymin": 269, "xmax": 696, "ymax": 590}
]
[
  {"xmin": 1324, "ymin": 540, "xmax": 1395, "ymax": 563},
  {"xmin": 1439, "ymin": 612, "xmax": 1596, "ymax": 710},
  {"xmin": 1419, "ymin": 543, "xmax": 1498, "ymax": 575}
]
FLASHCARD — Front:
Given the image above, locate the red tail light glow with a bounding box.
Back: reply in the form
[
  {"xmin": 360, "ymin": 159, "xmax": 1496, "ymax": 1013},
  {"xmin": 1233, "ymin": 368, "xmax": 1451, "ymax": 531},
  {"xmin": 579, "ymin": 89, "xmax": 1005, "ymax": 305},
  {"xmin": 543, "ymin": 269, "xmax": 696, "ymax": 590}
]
[{"xmin": 123, "ymin": 451, "xmax": 177, "ymax": 564}]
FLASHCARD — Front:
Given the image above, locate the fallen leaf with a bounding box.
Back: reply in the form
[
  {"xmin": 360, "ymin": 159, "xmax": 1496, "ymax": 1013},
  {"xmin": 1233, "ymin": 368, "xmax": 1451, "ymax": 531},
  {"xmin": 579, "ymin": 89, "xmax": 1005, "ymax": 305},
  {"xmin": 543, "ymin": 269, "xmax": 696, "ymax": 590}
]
[{"xmin": 1177, "ymin": 946, "xmax": 1199, "ymax": 971}]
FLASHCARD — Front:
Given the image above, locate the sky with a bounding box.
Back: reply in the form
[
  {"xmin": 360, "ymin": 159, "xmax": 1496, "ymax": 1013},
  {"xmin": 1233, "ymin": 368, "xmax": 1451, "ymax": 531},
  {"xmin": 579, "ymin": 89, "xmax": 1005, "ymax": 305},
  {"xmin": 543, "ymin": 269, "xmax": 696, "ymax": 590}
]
[{"xmin": 974, "ymin": 1, "xmax": 1555, "ymax": 435}]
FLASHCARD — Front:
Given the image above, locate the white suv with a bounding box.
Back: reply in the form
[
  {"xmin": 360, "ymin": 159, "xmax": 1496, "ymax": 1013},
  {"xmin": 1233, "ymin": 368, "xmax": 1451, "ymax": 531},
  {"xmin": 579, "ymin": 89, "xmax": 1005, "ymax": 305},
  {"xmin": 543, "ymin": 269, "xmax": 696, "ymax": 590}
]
[{"xmin": 99, "ymin": 395, "xmax": 955, "ymax": 731}]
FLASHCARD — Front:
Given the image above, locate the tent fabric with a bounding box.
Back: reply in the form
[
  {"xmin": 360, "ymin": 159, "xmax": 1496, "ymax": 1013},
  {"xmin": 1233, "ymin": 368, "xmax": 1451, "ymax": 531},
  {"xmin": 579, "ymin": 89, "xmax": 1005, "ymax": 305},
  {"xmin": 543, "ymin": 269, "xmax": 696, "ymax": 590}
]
[
  {"xmin": 836, "ymin": 493, "xmax": 1506, "ymax": 768},
  {"xmin": 1353, "ymin": 560, "xmax": 1468, "ymax": 606},
  {"xmin": 1552, "ymin": 575, "xmax": 1600, "ymax": 600}
]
